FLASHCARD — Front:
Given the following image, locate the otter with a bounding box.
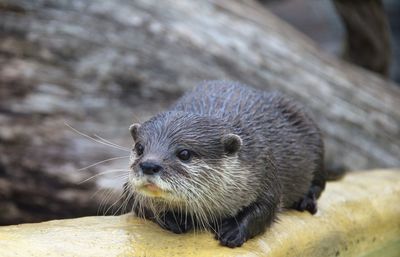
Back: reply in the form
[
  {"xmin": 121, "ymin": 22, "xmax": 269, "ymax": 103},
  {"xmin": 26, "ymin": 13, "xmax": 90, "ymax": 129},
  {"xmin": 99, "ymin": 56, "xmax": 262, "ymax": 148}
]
[{"xmin": 125, "ymin": 81, "xmax": 326, "ymax": 248}]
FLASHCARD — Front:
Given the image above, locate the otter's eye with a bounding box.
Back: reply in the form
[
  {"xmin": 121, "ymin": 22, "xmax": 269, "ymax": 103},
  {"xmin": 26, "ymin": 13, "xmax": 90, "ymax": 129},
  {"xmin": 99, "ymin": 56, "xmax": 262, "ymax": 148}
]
[
  {"xmin": 135, "ymin": 143, "xmax": 144, "ymax": 156},
  {"xmin": 177, "ymin": 149, "xmax": 192, "ymax": 161}
]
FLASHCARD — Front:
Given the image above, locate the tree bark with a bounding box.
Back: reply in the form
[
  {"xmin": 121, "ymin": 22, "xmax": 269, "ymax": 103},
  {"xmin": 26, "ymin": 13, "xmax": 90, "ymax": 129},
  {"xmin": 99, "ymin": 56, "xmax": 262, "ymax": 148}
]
[{"xmin": 0, "ymin": 0, "xmax": 399, "ymax": 224}]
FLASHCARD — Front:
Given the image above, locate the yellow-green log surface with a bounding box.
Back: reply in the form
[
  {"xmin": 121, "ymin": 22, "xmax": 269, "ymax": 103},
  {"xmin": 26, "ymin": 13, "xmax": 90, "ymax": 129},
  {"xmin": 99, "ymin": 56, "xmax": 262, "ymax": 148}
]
[{"xmin": 0, "ymin": 170, "xmax": 399, "ymax": 257}]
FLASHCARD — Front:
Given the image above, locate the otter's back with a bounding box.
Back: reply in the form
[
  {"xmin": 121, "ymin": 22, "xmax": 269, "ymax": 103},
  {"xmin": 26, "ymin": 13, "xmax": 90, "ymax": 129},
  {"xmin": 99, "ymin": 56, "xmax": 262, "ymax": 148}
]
[
  {"xmin": 172, "ymin": 81, "xmax": 266, "ymax": 121},
  {"xmin": 172, "ymin": 81, "xmax": 324, "ymax": 207}
]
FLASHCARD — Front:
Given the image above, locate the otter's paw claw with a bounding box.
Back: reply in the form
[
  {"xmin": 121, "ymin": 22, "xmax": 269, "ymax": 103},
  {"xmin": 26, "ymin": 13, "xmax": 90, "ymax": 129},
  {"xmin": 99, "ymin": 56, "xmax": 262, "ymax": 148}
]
[
  {"xmin": 215, "ymin": 219, "xmax": 247, "ymax": 248},
  {"xmin": 157, "ymin": 212, "xmax": 192, "ymax": 234}
]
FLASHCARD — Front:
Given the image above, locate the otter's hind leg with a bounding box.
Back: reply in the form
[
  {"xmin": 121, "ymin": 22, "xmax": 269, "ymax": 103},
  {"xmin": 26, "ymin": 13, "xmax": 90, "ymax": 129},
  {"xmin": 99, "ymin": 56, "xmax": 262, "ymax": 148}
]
[{"xmin": 292, "ymin": 161, "xmax": 326, "ymax": 214}]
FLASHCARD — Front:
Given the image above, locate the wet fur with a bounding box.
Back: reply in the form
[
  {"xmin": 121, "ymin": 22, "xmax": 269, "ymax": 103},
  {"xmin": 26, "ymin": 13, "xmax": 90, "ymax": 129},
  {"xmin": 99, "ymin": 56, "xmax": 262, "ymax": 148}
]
[{"xmin": 126, "ymin": 81, "xmax": 326, "ymax": 247}]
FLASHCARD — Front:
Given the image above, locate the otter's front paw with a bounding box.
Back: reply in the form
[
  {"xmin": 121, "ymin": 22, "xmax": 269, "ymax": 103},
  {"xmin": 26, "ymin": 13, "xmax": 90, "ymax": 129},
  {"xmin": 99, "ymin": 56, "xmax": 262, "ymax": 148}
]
[
  {"xmin": 215, "ymin": 218, "xmax": 248, "ymax": 248},
  {"xmin": 293, "ymin": 195, "xmax": 317, "ymax": 214},
  {"xmin": 156, "ymin": 212, "xmax": 192, "ymax": 234},
  {"xmin": 293, "ymin": 186, "xmax": 320, "ymax": 215}
]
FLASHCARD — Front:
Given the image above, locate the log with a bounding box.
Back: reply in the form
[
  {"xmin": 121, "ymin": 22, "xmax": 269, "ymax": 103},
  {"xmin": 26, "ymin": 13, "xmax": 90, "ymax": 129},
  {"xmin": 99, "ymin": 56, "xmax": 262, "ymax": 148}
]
[
  {"xmin": 1, "ymin": 170, "xmax": 399, "ymax": 256},
  {"xmin": 0, "ymin": 0, "xmax": 399, "ymax": 224}
]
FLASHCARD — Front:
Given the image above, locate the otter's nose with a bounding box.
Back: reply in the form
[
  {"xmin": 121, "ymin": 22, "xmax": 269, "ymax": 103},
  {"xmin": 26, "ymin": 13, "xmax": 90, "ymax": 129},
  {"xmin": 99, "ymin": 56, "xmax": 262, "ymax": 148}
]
[{"xmin": 140, "ymin": 162, "xmax": 163, "ymax": 175}]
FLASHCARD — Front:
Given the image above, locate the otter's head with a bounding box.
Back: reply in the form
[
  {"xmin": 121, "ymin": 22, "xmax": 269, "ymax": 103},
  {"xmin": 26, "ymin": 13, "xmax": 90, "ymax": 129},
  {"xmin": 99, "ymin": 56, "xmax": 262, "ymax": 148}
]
[{"xmin": 127, "ymin": 111, "xmax": 255, "ymax": 220}]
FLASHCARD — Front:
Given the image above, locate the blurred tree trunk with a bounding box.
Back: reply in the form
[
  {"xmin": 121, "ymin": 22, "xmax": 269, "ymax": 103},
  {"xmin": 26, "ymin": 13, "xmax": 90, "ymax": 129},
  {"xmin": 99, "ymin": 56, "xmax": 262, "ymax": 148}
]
[
  {"xmin": 0, "ymin": 0, "xmax": 399, "ymax": 224},
  {"xmin": 333, "ymin": 0, "xmax": 391, "ymax": 76}
]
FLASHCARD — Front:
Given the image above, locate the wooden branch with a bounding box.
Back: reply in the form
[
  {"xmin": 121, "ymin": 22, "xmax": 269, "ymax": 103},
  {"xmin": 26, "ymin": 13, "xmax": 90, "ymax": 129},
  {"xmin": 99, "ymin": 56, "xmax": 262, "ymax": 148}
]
[{"xmin": 1, "ymin": 170, "xmax": 399, "ymax": 256}]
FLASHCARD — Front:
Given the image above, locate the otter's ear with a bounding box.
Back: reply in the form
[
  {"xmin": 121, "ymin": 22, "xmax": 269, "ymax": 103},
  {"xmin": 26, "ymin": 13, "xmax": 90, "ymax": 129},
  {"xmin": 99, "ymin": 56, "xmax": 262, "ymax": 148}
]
[
  {"xmin": 222, "ymin": 134, "xmax": 242, "ymax": 155},
  {"xmin": 129, "ymin": 123, "xmax": 141, "ymax": 141}
]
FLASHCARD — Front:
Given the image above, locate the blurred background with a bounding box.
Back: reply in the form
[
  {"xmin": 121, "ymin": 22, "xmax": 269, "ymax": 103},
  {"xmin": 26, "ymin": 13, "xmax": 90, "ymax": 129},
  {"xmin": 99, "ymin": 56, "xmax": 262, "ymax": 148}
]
[
  {"xmin": 266, "ymin": 0, "xmax": 400, "ymax": 82},
  {"xmin": 0, "ymin": 0, "xmax": 399, "ymax": 225}
]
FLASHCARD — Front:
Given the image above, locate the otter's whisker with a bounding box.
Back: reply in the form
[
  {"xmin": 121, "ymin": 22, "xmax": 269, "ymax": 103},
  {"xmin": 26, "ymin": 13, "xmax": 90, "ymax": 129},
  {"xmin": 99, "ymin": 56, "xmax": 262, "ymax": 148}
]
[
  {"xmin": 97, "ymin": 188, "xmax": 116, "ymax": 215},
  {"xmin": 79, "ymin": 169, "xmax": 130, "ymax": 184},
  {"xmin": 89, "ymin": 173, "xmax": 126, "ymax": 202},
  {"xmin": 102, "ymin": 181, "xmax": 130, "ymax": 216},
  {"xmin": 121, "ymin": 186, "xmax": 134, "ymax": 215},
  {"xmin": 64, "ymin": 122, "xmax": 130, "ymax": 152},
  {"xmin": 132, "ymin": 194, "xmax": 142, "ymax": 219},
  {"xmin": 77, "ymin": 156, "xmax": 130, "ymax": 171},
  {"xmin": 104, "ymin": 195, "xmax": 124, "ymax": 216},
  {"xmin": 88, "ymin": 174, "xmax": 128, "ymax": 215},
  {"xmin": 93, "ymin": 134, "xmax": 130, "ymax": 151},
  {"xmin": 112, "ymin": 189, "xmax": 132, "ymax": 216}
]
